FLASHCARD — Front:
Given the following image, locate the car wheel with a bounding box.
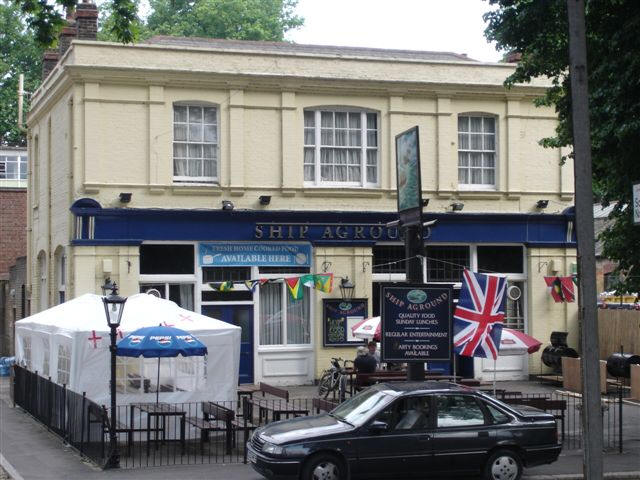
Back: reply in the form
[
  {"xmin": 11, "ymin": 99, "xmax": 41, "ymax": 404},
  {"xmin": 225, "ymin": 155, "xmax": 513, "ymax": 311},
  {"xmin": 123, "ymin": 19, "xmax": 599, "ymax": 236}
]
[
  {"xmin": 484, "ymin": 449, "xmax": 522, "ymax": 480},
  {"xmin": 301, "ymin": 453, "xmax": 345, "ymax": 480}
]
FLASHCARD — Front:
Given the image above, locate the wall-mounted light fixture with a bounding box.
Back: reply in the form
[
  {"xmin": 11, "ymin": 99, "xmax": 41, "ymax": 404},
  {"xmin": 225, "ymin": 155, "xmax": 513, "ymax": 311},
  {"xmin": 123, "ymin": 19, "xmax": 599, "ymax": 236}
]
[
  {"xmin": 259, "ymin": 195, "xmax": 271, "ymax": 206},
  {"xmin": 421, "ymin": 198, "xmax": 430, "ymax": 208},
  {"xmin": 450, "ymin": 202, "xmax": 464, "ymax": 212},
  {"xmin": 119, "ymin": 192, "xmax": 132, "ymax": 203},
  {"xmin": 221, "ymin": 200, "xmax": 234, "ymax": 211},
  {"xmin": 536, "ymin": 199, "xmax": 549, "ymax": 209},
  {"xmin": 339, "ymin": 277, "xmax": 355, "ymax": 301}
]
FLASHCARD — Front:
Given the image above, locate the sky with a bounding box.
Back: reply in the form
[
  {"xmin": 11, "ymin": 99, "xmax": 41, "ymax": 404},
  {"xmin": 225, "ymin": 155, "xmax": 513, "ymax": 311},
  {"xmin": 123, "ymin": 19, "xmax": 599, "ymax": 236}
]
[{"xmin": 286, "ymin": 0, "xmax": 502, "ymax": 63}]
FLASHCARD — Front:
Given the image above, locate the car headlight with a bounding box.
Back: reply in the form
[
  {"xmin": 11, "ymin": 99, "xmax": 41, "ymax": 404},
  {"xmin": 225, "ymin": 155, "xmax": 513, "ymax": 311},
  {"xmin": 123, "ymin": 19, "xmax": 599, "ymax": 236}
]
[{"xmin": 262, "ymin": 442, "xmax": 284, "ymax": 455}]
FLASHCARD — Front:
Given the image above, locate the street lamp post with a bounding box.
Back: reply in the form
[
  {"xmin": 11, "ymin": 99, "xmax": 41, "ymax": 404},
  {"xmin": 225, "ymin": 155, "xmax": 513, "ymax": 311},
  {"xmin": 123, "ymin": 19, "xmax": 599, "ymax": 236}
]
[{"xmin": 101, "ymin": 281, "xmax": 126, "ymax": 469}]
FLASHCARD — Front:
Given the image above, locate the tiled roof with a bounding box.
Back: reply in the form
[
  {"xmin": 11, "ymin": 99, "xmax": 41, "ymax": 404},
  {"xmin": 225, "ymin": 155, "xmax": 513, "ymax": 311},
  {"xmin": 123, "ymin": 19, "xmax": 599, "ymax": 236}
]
[{"xmin": 144, "ymin": 35, "xmax": 477, "ymax": 63}]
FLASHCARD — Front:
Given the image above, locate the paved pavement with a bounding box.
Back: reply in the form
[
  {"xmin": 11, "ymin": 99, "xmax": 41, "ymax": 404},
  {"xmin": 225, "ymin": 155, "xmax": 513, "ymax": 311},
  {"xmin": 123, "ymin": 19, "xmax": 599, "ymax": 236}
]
[{"xmin": 1, "ymin": 377, "xmax": 639, "ymax": 480}]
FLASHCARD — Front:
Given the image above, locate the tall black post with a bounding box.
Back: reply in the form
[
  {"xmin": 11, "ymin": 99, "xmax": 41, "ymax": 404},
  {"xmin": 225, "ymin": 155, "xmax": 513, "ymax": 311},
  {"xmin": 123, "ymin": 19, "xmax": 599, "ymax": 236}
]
[
  {"xmin": 105, "ymin": 325, "xmax": 120, "ymax": 468},
  {"xmin": 405, "ymin": 223, "xmax": 425, "ymax": 381}
]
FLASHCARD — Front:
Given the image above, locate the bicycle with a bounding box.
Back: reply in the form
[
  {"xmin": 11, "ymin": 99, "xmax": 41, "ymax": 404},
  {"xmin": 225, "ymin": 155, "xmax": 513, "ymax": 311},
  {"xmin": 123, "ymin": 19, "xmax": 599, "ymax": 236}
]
[{"xmin": 318, "ymin": 357, "xmax": 352, "ymax": 402}]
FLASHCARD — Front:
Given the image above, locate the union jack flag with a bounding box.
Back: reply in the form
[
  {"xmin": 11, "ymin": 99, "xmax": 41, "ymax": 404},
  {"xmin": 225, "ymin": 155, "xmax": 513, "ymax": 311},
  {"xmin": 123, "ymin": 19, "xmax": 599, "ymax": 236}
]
[{"xmin": 453, "ymin": 269, "xmax": 507, "ymax": 360}]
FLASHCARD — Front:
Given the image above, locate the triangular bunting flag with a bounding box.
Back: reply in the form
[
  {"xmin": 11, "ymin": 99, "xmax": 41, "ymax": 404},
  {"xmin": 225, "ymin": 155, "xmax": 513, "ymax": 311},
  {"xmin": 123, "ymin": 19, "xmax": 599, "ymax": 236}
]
[
  {"xmin": 285, "ymin": 277, "xmax": 304, "ymax": 301},
  {"xmin": 209, "ymin": 281, "xmax": 233, "ymax": 292},
  {"xmin": 300, "ymin": 274, "xmax": 315, "ymax": 287},
  {"xmin": 244, "ymin": 280, "xmax": 260, "ymax": 292},
  {"xmin": 314, "ymin": 273, "xmax": 333, "ymax": 293}
]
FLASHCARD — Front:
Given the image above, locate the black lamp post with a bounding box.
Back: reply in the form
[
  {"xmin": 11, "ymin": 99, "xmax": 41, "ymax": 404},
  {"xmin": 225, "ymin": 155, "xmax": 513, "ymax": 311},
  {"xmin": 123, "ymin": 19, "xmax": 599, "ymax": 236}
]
[
  {"xmin": 102, "ymin": 281, "xmax": 126, "ymax": 469},
  {"xmin": 339, "ymin": 277, "xmax": 355, "ymax": 301}
]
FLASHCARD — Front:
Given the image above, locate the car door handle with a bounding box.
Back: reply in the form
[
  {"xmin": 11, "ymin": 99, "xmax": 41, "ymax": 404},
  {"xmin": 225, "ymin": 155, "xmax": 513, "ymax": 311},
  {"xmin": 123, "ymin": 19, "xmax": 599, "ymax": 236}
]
[
  {"xmin": 418, "ymin": 435, "xmax": 431, "ymax": 442},
  {"xmin": 478, "ymin": 431, "xmax": 489, "ymax": 438}
]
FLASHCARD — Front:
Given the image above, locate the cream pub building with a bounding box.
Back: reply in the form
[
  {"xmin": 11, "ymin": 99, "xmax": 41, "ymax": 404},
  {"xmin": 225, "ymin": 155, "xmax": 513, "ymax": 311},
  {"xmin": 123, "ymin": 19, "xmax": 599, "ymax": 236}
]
[{"xmin": 27, "ymin": 16, "xmax": 578, "ymax": 385}]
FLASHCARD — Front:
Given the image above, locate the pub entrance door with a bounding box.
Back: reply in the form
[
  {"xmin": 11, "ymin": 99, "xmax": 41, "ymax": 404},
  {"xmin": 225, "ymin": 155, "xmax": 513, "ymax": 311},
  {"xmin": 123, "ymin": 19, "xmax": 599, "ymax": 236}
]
[{"xmin": 202, "ymin": 304, "xmax": 254, "ymax": 384}]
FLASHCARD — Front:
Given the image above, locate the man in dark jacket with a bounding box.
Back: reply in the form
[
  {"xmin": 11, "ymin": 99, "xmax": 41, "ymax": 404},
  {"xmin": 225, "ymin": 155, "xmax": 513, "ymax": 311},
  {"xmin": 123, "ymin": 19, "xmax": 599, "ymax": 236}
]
[{"xmin": 354, "ymin": 346, "xmax": 377, "ymax": 373}]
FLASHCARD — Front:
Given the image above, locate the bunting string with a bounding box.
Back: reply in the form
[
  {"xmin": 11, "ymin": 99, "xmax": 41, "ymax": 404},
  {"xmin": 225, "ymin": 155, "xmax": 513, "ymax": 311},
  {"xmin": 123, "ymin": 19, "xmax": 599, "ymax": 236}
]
[{"xmin": 209, "ymin": 273, "xmax": 333, "ymax": 301}]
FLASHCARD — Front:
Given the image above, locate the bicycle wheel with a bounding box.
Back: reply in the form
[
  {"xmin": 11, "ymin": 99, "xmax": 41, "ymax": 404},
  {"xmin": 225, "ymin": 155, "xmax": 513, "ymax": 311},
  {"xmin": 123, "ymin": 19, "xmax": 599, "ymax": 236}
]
[
  {"xmin": 318, "ymin": 371, "xmax": 333, "ymax": 398},
  {"xmin": 338, "ymin": 374, "xmax": 347, "ymax": 403}
]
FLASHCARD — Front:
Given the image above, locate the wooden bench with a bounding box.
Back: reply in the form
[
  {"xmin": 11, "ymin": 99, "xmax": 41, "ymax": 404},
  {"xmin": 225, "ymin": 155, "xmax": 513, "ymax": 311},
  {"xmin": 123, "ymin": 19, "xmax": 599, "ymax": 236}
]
[
  {"xmin": 504, "ymin": 398, "xmax": 567, "ymax": 441},
  {"xmin": 259, "ymin": 382, "xmax": 289, "ymax": 401},
  {"xmin": 313, "ymin": 397, "xmax": 338, "ymax": 414},
  {"xmin": 355, "ymin": 371, "xmax": 406, "ymax": 390},
  {"xmin": 185, "ymin": 402, "xmax": 258, "ymax": 454}
]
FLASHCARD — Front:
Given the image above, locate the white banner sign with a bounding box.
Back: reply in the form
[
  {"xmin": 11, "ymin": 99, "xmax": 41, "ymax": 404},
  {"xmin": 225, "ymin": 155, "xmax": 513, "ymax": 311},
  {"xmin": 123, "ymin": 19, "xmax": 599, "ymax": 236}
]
[{"xmin": 634, "ymin": 182, "xmax": 640, "ymax": 225}]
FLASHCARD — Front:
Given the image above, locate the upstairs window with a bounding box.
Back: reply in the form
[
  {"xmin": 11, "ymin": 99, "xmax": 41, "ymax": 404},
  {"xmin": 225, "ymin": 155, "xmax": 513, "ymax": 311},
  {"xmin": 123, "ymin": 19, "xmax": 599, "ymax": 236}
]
[
  {"xmin": 173, "ymin": 104, "xmax": 218, "ymax": 183},
  {"xmin": 304, "ymin": 109, "xmax": 379, "ymax": 186},
  {"xmin": 458, "ymin": 115, "xmax": 496, "ymax": 189},
  {"xmin": 0, "ymin": 154, "xmax": 27, "ymax": 180}
]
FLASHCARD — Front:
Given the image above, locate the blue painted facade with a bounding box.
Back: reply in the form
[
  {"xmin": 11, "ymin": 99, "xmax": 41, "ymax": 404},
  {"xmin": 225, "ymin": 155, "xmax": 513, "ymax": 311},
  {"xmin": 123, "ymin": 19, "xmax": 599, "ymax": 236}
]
[{"xmin": 70, "ymin": 200, "xmax": 577, "ymax": 248}]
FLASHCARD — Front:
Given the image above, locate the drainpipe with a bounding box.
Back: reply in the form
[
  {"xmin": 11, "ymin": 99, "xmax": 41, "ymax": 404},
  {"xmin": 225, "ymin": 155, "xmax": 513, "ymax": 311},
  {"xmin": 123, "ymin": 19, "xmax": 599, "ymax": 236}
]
[{"xmin": 17, "ymin": 74, "xmax": 26, "ymax": 132}]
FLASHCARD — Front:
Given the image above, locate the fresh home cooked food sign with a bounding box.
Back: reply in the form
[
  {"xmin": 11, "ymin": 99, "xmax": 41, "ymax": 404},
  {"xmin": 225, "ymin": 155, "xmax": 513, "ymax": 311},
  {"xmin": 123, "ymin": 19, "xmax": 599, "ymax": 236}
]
[{"xmin": 381, "ymin": 285, "xmax": 452, "ymax": 362}]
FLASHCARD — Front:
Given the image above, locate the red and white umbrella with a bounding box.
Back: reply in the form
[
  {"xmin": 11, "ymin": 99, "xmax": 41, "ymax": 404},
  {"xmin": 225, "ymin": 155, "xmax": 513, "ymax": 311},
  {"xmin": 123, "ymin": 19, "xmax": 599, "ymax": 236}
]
[
  {"xmin": 498, "ymin": 328, "xmax": 542, "ymax": 356},
  {"xmin": 351, "ymin": 316, "xmax": 381, "ymax": 341}
]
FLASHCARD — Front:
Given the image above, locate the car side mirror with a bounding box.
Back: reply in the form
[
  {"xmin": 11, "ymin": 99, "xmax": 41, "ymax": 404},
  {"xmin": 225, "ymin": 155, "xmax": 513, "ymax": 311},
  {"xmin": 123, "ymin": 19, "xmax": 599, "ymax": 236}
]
[{"xmin": 368, "ymin": 420, "xmax": 388, "ymax": 434}]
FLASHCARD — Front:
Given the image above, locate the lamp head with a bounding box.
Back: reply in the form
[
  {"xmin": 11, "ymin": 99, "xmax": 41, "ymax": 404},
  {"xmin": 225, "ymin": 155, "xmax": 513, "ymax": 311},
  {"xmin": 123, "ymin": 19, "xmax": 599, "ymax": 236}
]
[
  {"xmin": 451, "ymin": 202, "xmax": 464, "ymax": 212},
  {"xmin": 339, "ymin": 277, "xmax": 355, "ymax": 301},
  {"xmin": 221, "ymin": 200, "xmax": 234, "ymax": 210},
  {"xmin": 536, "ymin": 199, "xmax": 549, "ymax": 209},
  {"xmin": 102, "ymin": 281, "xmax": 126, "ymax": 327}
]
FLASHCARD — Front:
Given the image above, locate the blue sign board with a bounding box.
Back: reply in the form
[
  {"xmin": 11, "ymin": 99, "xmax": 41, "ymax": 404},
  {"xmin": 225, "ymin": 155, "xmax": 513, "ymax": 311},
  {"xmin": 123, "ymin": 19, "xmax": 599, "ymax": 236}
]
[
  {"xmin": 381, "ymin": 284, "xmax": 452, "ymax": 362},
  {"xmin": 199, "ymin": 242, "xmax": 312, "ymax": 267}
]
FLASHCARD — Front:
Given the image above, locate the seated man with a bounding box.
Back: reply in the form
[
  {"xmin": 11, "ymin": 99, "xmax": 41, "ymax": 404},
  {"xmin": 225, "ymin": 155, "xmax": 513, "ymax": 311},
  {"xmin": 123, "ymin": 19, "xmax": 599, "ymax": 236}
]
[{"xmin": 354, "ymin": 346, "xmax": 377, "ymax": 373}]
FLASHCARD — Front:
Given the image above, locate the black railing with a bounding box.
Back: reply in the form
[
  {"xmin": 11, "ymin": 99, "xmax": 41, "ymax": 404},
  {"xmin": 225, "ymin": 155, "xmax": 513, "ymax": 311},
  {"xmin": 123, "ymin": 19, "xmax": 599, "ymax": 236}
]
[{"xmin": 12, "ymin": 366, "xmax": 628, "ymax": 470}]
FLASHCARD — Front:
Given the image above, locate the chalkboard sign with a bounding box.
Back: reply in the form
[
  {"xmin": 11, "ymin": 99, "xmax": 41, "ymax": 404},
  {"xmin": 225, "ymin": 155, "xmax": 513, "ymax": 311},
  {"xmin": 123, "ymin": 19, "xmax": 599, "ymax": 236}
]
[
  {"xmin": 381, "ymin": 284, "xmax": 452, "ymax": 362},
  {"xmin": 323, "ymin": 299, "xmax": 368, "ymax": 347}
]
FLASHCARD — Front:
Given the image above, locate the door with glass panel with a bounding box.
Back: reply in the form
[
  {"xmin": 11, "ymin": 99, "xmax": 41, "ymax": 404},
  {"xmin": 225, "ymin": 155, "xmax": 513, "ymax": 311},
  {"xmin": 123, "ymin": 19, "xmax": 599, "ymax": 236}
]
[{"xmin": 202, "ymin": 305, "xmax": 254, "ymax": 384}]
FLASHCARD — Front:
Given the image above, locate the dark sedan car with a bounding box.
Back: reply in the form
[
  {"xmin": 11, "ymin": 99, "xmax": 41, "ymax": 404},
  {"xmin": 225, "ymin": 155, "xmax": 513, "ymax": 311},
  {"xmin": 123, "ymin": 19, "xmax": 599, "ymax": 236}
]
[{"xmin": 247, "ymin": 382, "xmax": 561, "ymax": 480}]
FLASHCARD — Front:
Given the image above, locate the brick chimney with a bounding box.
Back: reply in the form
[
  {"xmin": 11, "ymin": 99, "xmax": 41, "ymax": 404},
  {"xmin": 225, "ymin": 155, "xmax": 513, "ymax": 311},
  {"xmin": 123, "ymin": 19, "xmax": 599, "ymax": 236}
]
[
  {"xmin": 505, "ymin": 51, "xmax": 522, "ymax": 63},
  {"xmin": 75, "ymin": 1, "xmax": 98, "ymax": 40},
  {"xmin": 58, "ymin": 10, "xmax": 77, "ymax": 58},
  {"xmin": 42, "ymin": 50, "xmax": 60, "ymax": 80}
]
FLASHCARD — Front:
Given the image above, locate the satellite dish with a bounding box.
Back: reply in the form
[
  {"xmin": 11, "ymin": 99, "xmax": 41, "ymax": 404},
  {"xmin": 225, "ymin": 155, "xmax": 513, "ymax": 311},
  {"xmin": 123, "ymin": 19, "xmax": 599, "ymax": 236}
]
[
  {"xmin": 507, "ymin": 285, "xmax": 522, "ymax": 301},
  {"xmin": 145, "ymin": 288, "xmax": 162, "ymax": 298}
]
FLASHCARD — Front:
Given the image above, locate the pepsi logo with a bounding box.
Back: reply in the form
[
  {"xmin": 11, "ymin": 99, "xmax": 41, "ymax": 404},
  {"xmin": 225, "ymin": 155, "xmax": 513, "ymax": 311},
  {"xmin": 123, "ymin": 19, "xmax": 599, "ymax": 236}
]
[
  {"xmin": 177, "ymin": 335, "xmax": 196, "ymax": 344},
  {"xmin": 129, "ymin": 335, "xmax": 144, "ymax": 345},
  {"xmin": 150, "ymin": 335, "xmax": 172, "ymax": 346}
]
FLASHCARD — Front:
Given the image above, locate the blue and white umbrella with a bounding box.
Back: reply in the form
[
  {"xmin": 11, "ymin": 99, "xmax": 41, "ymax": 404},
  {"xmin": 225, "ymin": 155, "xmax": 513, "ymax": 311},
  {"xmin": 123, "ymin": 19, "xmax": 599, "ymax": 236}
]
[{"xmin": 117, "ymin": 325, "xmax": 208, "ymax": 403}]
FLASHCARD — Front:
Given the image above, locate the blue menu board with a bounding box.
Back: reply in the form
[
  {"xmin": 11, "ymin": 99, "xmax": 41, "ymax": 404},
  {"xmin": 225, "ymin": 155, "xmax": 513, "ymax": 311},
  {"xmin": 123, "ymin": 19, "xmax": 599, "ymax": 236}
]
[{"xmin": 381, "ymin": 284, "xmax": 452, "ymax": 362}]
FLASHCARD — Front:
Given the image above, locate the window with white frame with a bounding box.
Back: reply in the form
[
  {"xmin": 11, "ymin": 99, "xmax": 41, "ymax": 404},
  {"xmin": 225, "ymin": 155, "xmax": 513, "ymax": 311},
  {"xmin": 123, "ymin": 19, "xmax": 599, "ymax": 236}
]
[
  {"xmin": 0, "ymin": 154, "xmax": 27, "ymax": 180},
  {"xmin": 458, "ymin": 115, "xmax": 496, "ymax": 188},
  {"xmin": 304, "ymin": 109, "xmax": 379, "ymax": 186},
  {"xmin": 259, "ymin": 279, "xmax": 311, "ymax": 346},
  {"xmin": 173, "ymin": 104, "xmax": 218, "ymax": 183},
  {"xmin": 57, "ymin": 344, "xmax": 71, "ymax": 385}
]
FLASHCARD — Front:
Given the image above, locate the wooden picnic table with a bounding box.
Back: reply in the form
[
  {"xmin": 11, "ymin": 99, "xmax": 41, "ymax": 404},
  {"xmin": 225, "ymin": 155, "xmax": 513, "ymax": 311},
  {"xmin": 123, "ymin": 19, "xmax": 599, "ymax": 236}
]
[
  {"xmin": 130, "ymin": 402, "xmax": 186, "ymax": 456},
  {"xmin": 246, "ymin": 397, "xmax": 309, "ymax": 423}
]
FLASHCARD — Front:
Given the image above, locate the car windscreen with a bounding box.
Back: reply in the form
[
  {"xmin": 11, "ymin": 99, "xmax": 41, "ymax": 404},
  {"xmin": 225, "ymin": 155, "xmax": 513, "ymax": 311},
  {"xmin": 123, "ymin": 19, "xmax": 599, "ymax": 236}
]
[{"xmin": 331, "ymin": 387, "xmax": 395, "ymax": 426}]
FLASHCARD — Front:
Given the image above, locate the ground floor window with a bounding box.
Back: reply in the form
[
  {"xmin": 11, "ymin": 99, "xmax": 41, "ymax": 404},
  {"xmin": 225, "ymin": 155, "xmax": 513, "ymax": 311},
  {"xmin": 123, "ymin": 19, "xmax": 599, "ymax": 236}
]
[
  {"xmin": 259, "ymin": 271, "xmax": 312, "ymax": 346},
  {"xmin": 140, "ymin": 283, "xmax": 194, "ymax": 310}
]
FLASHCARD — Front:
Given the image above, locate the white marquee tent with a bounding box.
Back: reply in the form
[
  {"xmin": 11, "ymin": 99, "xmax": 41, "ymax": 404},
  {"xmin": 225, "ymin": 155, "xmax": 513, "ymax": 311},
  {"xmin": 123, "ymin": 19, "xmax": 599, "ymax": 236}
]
[{"xmin": 14, "ymin": 293, "xmax": 241, "ymax": 406}]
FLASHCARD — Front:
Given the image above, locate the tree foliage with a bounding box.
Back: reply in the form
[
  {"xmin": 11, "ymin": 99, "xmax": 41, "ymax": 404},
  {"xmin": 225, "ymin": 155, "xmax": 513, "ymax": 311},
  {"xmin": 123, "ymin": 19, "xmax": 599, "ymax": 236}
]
[
  {"xmin": 0, "ymin": 0, "xmax": 43, "ymax": 146},
  {"xmin": 484, "ymin": 0, "xmax": 640, "ymax": 294},
  {"xmin": 146, "ymin": 0, "xmax": 303, "ymax": 41}
]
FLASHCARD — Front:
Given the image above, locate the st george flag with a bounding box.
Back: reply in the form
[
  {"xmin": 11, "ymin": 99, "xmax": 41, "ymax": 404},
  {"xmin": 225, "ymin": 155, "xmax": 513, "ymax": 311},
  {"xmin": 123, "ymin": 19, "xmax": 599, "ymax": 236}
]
[{"xmin": 453, "ymin": 269, "xmax": 507, "ymax": 360}]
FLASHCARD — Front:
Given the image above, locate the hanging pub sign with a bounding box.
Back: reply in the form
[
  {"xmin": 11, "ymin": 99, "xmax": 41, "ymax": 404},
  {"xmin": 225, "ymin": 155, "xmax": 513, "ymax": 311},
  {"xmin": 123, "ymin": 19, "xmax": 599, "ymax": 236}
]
[
  {"xmin": 395, "ymin": 126, "xmax": 422, "ymax": 227},
  {"xmin": 323, "ymin": 299, "xmax": 368, "ymax": 347},
  {"xmin": 381, "ymin": 284, "xmax": 452, "ymax": 362}
]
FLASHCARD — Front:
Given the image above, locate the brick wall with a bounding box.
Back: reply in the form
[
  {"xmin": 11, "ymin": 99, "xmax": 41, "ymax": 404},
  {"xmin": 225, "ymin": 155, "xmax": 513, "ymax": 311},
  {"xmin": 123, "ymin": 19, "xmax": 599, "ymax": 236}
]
[{"xmin": 0, "ymin": 189, "xmax": 27, "ymax": 279}]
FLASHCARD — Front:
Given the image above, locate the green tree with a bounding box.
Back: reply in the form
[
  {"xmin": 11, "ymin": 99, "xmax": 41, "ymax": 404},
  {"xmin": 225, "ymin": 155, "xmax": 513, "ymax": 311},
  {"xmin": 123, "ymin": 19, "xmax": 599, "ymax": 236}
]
[
  {"xmin": 145, "ymin": 0, "xmax": 303, "ymax": 41},
  {"xmin": 0, "ymin": 0, "xmax": 43, "ymax": 146},
  {"xmin": 484, "ymin": 0, "xmax": 640, "ymax": 294}
]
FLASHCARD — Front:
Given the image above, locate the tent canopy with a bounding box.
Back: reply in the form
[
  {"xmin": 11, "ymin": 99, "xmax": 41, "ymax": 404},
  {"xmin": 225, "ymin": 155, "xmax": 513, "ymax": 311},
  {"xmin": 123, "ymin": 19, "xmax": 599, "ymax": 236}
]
[{"xmin": 14, "ymin": 294, "xmax": 241, "ymax": 406}]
